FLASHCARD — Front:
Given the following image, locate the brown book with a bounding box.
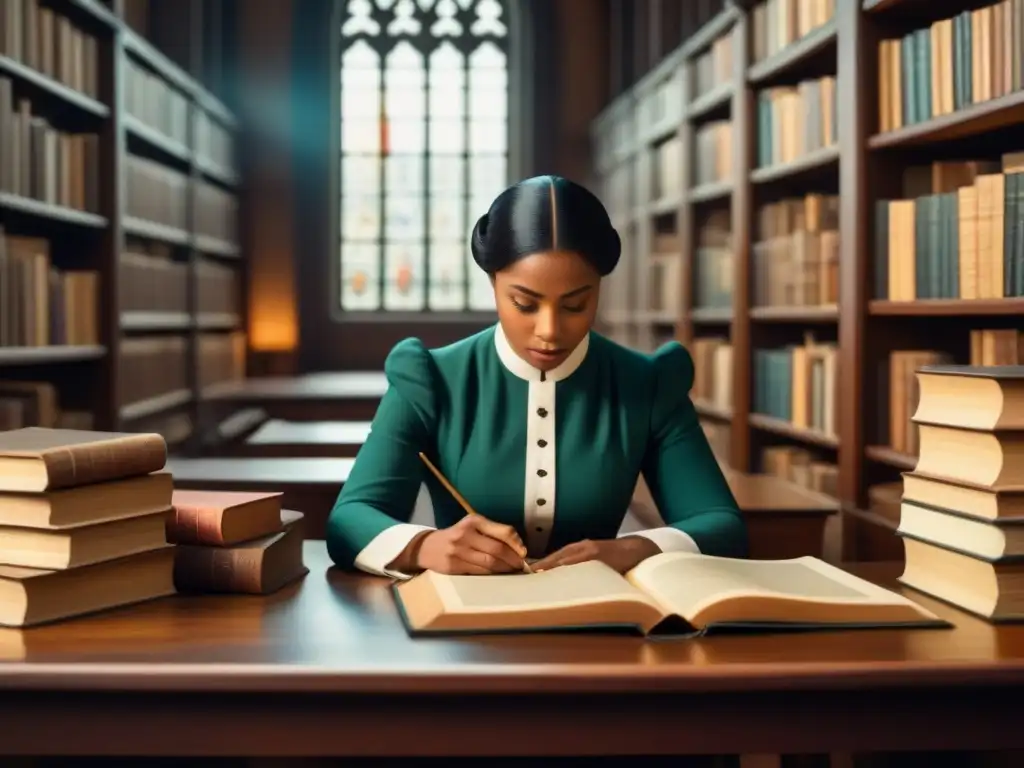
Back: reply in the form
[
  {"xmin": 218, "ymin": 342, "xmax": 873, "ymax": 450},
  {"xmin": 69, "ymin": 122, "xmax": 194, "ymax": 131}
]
[
  {"xmin": 0, "ymin": 428, "xmax": 167, "ymax": 493},
  {"xmin": 173, "ymin": 509, "xmax": 308, "ymax": 595},
  {"xmin": 0, "ymin": 547, "xmax": 176, "ymax": 628},
  {"xmin": 167, "ymin": 489, "xmax": 284, "ymax": 546},
  {"xmin": 902, "ymin": 471, "xmax": 1024, "ymax": 522}
]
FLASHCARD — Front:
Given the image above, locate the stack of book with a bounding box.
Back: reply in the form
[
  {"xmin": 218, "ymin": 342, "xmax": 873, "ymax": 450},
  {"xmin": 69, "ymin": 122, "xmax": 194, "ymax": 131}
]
[
  {"xmin": 0, "ymin": 427, "xmax": 177, "ymax": 627},
  {"xmin": 167, "ymin": 489, "xmax": 308, "ymax": 595},
  {"xmin": 897, "ymin": 365, "xmax": 1024, "ymax": 621}
]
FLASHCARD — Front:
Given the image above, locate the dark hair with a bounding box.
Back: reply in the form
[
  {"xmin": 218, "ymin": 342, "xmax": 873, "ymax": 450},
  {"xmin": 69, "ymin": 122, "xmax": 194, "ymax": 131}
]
[{"xmin": 470, "ymin": 175, "xmax": 621, "ymax": 276}]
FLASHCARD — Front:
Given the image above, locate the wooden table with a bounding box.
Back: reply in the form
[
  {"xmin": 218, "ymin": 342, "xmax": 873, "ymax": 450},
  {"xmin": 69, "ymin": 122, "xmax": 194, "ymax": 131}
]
[
  {"xmin": 205, "ymin": 372, "xmax": 388, "ymax": 421},
  {"xmin": 0, "ymin": 542, "xmax": 1022, "ymax": 758},
  {"xmin": 634, "ymin": 469, "xmax": 837, "ymax": 560},
  {"xmin": 229, "ymin": 419, "xmax": 373, "ymax": 458}
]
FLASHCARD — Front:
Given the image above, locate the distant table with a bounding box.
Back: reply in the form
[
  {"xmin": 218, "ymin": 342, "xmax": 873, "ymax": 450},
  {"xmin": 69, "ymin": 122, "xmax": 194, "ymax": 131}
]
[
  {"xmin": 0, "ymin": 543, "xmax": 1021, "ymax": 758},
  {"xmin": 205, "ymin": 373, "xmax": 388, "ymax": 420},
  {"xmin": 633, "ymin": 469, "xmax": 838, "ymax": 560},
  {"xmin": 231, "ymin": 419, "xmax": 373, "ymax": 457}
]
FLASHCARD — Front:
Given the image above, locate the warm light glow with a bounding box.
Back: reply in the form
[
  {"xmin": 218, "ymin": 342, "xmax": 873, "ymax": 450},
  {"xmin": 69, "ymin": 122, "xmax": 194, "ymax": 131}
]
[{"xmin": 249, "ymin": 301, "xmax": 298, "ymax": 351}]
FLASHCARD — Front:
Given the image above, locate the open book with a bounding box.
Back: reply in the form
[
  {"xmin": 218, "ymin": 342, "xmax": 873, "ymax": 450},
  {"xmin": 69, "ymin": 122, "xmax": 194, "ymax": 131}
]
[{"xmin": 392, "ymin": 551, "xmax": 949, "ymax": 637}]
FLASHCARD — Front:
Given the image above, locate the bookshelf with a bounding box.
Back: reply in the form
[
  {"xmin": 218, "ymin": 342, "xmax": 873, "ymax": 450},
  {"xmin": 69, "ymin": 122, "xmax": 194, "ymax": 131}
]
[
  {"xmin": 592, "ymin": 0, "xmax": 1024, "ymax": 561},
  {"xmin": 0, "ymin": 0, "xmax": 245, "ymax": 452}
]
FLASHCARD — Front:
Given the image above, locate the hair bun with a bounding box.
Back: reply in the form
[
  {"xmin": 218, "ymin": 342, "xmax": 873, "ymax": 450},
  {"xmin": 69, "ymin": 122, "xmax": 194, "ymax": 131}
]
[{"xmin": 470, "ymin": 212, "xmax": 492, "ymax": 271}]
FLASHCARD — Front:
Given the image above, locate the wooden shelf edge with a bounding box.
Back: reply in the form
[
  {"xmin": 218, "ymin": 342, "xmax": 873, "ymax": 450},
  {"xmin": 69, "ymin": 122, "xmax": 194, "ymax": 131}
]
[
  {"xmin": 869, "ymin": 89, "xmax": 1024, "ymax": 149},
  {"xmin": 0, "ymin": 55, "xmax": 109, "ymax": 117},
  {"xmin": 750, "ymin": 305, "xmax": 839, "ymax": 321},
  {"xmin": 749, "ymin": 413, "xmax": 840, "ymax": 448},
  {"xmin": 865, "ymin": 445, "xmax": 917, "ymax": 471},
  {"xmin": 123, "ymin": 217, "xmax": 191, "ymax": 245},
  {"xmin": 869, "ymin": 298, "xmax": 1024, "ymax": 316},
  {"xmin": 694, "ymin": 399, "xmax": 733, "ymax": 421},
  {"xmin": 747, "ymin": 19, "xmax": 837, "ymax": 85},
  {"xmin": 687, "ymin": 82, "xmax": 733, "ymax": 121},
  {"xmin": 120, "ymin": 311, "xmax": 192, "ymax": 331},
  {"xmin": 119, "ymin": 389, "xmax": 193, "ymax": 422},
  {"xmin": 0, "ymin": 345, "xmax": 106, "ymax": 365},
  {"xmin": 843, "ymin": 503, "xmax": 899, "ymax": 532},
  {"xmin": 689, "ymin": 307, "xmax": 734, "ymax": 323},
  {"xmin": 0, "ymin": 193, "xmax": 108, "ymax": 228},
  {"xmin": 751, "ymin": 144, "xmax": 839, "ymax": 184},
  {"xmin": 689, "ymin": 180, "xmax": 733, "ymax": 204},
  {"xmin": 196, "ymin": 235, "xmax": 241, "ymax": 258},
  {"xmin": 196, "ymin": 313, "xmax": 242, "ymax": 330},
  {"xmin": 124, "ymin": 115, "xmax": 191, "ymax": 163},
  {"xmin": 66, "ymin": 0, "xmax": 120, "ymax": 27}
]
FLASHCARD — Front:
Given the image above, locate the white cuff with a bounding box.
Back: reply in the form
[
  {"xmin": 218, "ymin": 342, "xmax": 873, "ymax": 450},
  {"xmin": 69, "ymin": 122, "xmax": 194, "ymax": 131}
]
[
  {"xmin": 623, "ymin": 526, "xmax": 702, "ymax": 554},
  {"xmin": 354, "ymin": 523, "xmax": 436, "ymax": 580}
]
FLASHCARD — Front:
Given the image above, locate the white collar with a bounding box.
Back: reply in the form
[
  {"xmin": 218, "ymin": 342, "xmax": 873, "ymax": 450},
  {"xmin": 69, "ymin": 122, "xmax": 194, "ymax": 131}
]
[{"xmin": 493, "ymin": 323, "xmax": 589, "ymax": 383}]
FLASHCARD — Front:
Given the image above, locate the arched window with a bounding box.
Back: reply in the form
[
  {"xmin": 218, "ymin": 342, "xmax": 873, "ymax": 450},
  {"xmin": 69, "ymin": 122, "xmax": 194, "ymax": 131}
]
[{"xmin": 338, "ymin": 0, "xmax": 509, "ymax": 313}]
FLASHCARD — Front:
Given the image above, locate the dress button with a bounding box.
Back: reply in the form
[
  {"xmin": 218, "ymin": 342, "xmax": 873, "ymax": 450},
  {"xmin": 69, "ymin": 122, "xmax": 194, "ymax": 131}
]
[
  {"xmin": 537, "ymin": 408, "xmax": 548, "ymax": 417},
  {"xmin": 537, "ymin": 498, "xmax": 547, "ymax": 506},
  {"xmin": 537, "ymin": 439, "xmax": 547, "ymax": 447},
  {"xmin": 535, "ymin": 526, "xmax": 543, "ymax": 532},
  {"xmin": 537, "ymin": 469, "xmax": 547, "ymax": 477}
]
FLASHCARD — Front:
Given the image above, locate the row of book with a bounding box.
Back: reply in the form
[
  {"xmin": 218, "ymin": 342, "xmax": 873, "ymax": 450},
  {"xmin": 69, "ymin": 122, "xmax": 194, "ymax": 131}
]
[
  {"xmin": 750, "ymin": 0, "xmax": 835, "ymax": 64},
  {"xmin": 880, "ymin": 330, "xmax": 1024, "ymax": 459},
  {"xmin": 874, "ymin": 154, "xmax": 1024, "ymax": 301},
  {"xmin": 752, "ymin": 194, "xmax": 839, "ymax": 308},
  {"xmin": 693, "ymin": 210, "xmax": 732, "ymax": 310},
  {"xmin": 648, "ymin": 232, "xmax": 682, "ymax": 317},
  {"xmin": 877, "ymin": 0, "xmax": 1024, "ymax": 133},
  {"xmin": 121, "ymin": 247, "xmax": 242, "ymax": 318},
  {"xmin": 752, "ymin": 336, "xmax": 838, "ymax": 438},
  {"xmin": 119, "ymin": 331, "xmax": 246, "ymax": 411},
  {"xmin": 0, "ymin": 227, "xmax": 100, "ymax": 348},
  {"xmin": 691, "ymin": 29, "xmax": 732, "ymax": 100},
  {"xmin": 0, "ymin": 427, "xmax": 307, "ymax": 627},
  {"xmin": 0, "ymin": 78, "xmax": 100, "ymax": 212},
  {"xmin": 125, "ymin": 55, "xmax": 191, "ymax": 148},
  {"xmin": 694, "ymin": 120, "xmax": 733, "ymax": 186},
  {"xmin": 0, "ymin": 0, "xmax": 100, "ymax": 99},
  {"xmin": 690, "ymin": 336, "xmax": 733, "ymax": 415},
  {"xmin": 756, "ymin": 76, "xmax": 836, "ymax": 169},
  {"xmin": 651, "ymin": 136, "xmax": 684, "ymax": 202}
]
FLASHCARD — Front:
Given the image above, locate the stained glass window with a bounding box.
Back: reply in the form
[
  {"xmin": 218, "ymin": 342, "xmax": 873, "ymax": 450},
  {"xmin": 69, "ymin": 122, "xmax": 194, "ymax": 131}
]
[{"xmin": 339, "ymin": 0, "xmax": 509, "ymax": 313}]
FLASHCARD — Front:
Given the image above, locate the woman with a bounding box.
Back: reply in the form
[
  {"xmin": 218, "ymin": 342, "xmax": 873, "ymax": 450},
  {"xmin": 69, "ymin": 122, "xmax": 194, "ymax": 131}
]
[{"xmin": 326, "ymin": 175, "xmax": 747, "ymax": 578}]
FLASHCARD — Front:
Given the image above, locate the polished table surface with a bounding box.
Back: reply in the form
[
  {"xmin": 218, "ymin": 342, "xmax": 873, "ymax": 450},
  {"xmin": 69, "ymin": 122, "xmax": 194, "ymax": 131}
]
[{"xmin": 0, "ymin": 542, "xmax": 1023, "ymax": 757}]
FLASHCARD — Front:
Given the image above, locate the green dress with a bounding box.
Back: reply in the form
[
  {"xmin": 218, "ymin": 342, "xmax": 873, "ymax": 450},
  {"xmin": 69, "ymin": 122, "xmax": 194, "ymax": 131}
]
[{"xmin": 326, "ymin": 324, "xmax": 747, "ymax": 577}]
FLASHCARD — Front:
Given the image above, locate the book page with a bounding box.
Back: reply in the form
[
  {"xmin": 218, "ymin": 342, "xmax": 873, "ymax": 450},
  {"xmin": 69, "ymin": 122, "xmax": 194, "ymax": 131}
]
[
  {"xmin": 431, "ymin": 560, "xmax": 656, "ymax": 612},
  {"xmin": 628, "ymin": 552, "xmax": 915, "ymax": 621}
]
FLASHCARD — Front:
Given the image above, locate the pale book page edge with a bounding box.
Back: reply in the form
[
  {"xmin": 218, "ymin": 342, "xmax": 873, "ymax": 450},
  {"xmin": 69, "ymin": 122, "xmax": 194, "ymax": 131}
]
[
  {"xmin": 626, "ymin": 552, "xmax": 941, "ymax": 623},
  {"xmin": 430, "ymin": 561, "xmax": 663, "ymax": 615}
]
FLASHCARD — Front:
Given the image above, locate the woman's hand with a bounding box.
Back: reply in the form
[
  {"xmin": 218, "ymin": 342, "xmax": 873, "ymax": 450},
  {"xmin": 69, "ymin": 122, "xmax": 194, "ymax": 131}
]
[
  {"xmin": 411, "ymin": 515, "xmax": 529, "ymax": 575},
  {"xmin": 532, "ymin": 536, "xmax": 661, "ymax": 574}
]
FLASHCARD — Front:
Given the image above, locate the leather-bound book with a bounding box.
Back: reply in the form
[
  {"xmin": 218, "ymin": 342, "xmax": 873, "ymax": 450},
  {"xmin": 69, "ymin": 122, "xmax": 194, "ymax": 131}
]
[
  {"xmin": 173, "ymin": 509, "xmax": 308, "ymax": 595},
  {"xmin": 0, "ymin": 427, "xmax": 167, "ymax": 493},
  {"xmin": 167, "ymin": 489, "xmax": 284, "ymax": 546}
]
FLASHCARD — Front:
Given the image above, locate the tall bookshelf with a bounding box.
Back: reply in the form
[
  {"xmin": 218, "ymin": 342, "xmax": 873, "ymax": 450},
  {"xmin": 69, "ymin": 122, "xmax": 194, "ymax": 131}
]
[
  {"xmin": 0, "ymin": 0, "xmax": 246, "ymax": 452},
  {"xmin": 592, "ymin": 0, "xmax": 1024, "ymax": 561}
]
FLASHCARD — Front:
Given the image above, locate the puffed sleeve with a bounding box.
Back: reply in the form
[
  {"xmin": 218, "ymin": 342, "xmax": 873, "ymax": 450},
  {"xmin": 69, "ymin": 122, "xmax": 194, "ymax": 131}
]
[
  {"xmin": 325, "ymin": 338, "xmax": 439, "ymax": 577},
  {"xmin": 626, "ymin": 342, "xmax": 748, "ymax": 558}
]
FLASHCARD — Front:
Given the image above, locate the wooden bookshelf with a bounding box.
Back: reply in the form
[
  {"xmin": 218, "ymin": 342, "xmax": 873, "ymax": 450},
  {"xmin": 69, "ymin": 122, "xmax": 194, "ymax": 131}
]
[
  {"xmin": 0, "ymin": 0, "xmax": 245, "ymax": 453},
  {"xmin": 592, "ymin": 0, "xmax": 1024, "ymax": 560}
]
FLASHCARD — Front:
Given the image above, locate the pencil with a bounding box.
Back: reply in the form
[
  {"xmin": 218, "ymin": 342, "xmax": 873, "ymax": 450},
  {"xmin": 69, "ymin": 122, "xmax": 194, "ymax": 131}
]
[{"xmin": 417, "ymin": 451, "xmax": 533, "ymax": 573}]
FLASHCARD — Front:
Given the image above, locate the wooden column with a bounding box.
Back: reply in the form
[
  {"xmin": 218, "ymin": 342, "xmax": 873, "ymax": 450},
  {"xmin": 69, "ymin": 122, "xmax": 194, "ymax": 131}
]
[{"xmin": 729, "ymin": 11, "xmax": 752, "ymax": 473}]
